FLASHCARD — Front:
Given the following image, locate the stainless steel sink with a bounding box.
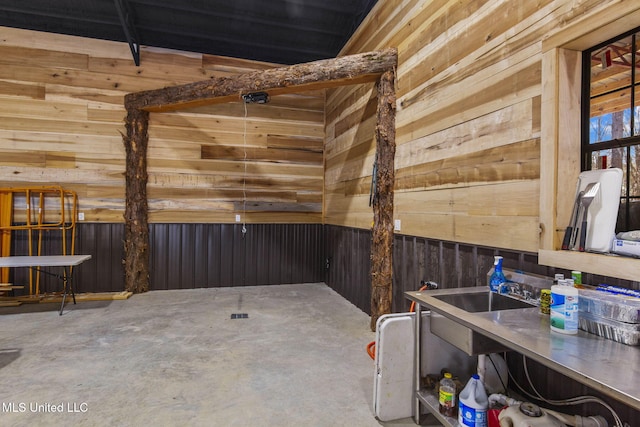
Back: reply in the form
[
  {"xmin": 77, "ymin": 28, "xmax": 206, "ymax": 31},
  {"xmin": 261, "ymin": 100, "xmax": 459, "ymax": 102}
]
[
  {"xmin": 432, "ymin": 291, "xmax": 534, "ymax": 313},
  {"xmin": 428, "ymin": 290, "xmax": 536, "ymax": 355}
]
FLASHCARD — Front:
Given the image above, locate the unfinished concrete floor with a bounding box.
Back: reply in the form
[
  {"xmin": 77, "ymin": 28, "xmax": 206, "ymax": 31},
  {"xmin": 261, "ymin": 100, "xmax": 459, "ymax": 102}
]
[{"xmin": 0, "ymin": 283, "xmax": 435, "ymax": 426}]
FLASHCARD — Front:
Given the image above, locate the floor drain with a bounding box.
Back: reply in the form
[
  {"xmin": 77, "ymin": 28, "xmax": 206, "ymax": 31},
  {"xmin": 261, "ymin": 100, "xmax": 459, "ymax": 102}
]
[{"xmin": 230, "ymin": 313, "xmax": 249, "ymax": 319}]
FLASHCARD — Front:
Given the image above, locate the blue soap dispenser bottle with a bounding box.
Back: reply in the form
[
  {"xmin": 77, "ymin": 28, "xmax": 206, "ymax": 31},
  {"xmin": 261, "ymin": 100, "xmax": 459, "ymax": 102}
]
[{"xmin": 489, "ymin": 256, "xmax": 506, "ymax": 293}]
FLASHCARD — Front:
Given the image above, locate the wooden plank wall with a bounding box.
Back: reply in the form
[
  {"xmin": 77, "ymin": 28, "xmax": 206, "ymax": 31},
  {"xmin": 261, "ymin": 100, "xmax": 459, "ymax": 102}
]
[
  {"xmin": 325, "ymin": 0, "xmax": 632, "ymax": 253},
  {"xmin": 325, "ymin": 2, "xmax": 640, "ymax": 421},
  {"xmin": 0, "ymin": 27, "xmax": 324, "ymax": 224}
]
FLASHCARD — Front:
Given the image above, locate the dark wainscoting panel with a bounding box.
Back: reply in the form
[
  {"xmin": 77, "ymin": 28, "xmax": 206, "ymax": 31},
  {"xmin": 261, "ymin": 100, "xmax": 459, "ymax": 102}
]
[
  {"xmin": 324, "ymin": 225, "xmax": 371, "ymax": 313},
  {"xmin": 9, "ymin": 222, "xmax": 637, "ymax": 299},
  {"xmin": 325, "ymin": 225, "xmax": 552, "ymax": 315},
  {"xmin": 8, "ymin": 223, "xmax": 325, "ymax": 294},
  {"xmin": 9, "ymin": 224, "xmax": 125, "ymax": 294},
  {"xmin": 148, "ymin": 223, "xmax": 325, "ymax": 290},
  {"xmin": 324, "ymin": 225, "xmax": 639, "ymax": 315}
]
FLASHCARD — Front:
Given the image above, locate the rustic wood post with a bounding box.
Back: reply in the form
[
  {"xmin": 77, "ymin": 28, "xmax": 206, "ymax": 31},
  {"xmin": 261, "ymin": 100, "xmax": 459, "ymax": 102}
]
[
  {"xmin": 120, "ymin": 48, "xmax": 397, "ymax": 300},
  {"xmin": 370, "ymin": 69, "xmax": 396, "ymax": 331},
  {"xmin": 122, "ymin": 107, "xmax": 150, "ymax": 293}
]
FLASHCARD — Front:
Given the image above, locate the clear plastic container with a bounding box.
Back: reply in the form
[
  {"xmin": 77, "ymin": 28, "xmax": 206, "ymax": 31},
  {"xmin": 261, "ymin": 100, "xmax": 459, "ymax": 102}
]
[{"xmin": 438, "ymin": 372, "xmax": 456, "ymax": 417}]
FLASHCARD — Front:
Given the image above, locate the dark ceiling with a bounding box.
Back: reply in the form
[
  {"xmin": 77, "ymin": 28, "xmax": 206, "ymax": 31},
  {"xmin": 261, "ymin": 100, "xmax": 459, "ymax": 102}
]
[{"xmin": 0, "ymin": 0, "xmax": 378, "ymax": 66}]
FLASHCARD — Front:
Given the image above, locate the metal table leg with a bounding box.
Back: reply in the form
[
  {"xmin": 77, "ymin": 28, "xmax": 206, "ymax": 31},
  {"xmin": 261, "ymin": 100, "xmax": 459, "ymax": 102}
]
[
  {"xmin": 59, "ymin": 266, "xmax": 76, "ymax": 315},
  {"xmin": 413, "ymin": 302, "xmax": 422, "ymax": 424}
]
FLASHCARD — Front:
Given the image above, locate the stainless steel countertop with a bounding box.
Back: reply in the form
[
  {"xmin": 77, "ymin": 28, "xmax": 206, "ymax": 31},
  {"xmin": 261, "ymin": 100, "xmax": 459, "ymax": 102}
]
[{"xmin": 406, "ymin": 287, "xmax": 640, "ymax": 411}]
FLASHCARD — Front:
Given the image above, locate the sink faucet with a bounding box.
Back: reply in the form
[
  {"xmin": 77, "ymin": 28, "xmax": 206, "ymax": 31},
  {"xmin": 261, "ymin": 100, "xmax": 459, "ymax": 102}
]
[
  {"xmin": 420, "ymin": 280, "xmax": 438, "ymax": 290},
  {"xmin": 509, "ymin": 284, "xmax": 521, "ymax": 296}
]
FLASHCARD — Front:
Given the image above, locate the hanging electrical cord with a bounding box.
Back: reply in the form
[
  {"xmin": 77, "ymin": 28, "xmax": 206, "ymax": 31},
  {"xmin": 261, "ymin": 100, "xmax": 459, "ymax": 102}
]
[
  {"xmin": 505, "ymin": 355, "xmax": 624, "ymax": 427},
  {"xmin": 238, "ymin": 91, "xmax": 268, "ymax": 237}
]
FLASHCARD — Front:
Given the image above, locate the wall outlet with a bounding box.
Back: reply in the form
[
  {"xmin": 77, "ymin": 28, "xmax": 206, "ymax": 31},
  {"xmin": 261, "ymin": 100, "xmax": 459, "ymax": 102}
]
[
  {"xmin": 78, "ymin": 212, "xmax": 85, "ymax": 221},
  {"xmin": 394, "ymin": 219, "xmax": 401, "ymax": 231},
  {"xmin": 235, "ymin": 214, "xmax": 241, "ymax": 222}
]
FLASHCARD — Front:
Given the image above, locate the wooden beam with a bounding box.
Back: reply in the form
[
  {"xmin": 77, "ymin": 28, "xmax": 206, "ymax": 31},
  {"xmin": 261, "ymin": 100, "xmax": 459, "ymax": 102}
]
[
  {"xmin": 370, "ymin": 69, "xmax": 396, "ymax": 331},
  {"xmin": 122, "ymin": 107, "xmax": 150, "ymax": 293},
  {"xmin": 121, "ymin": 49, "xmax": 397, "ymax": 296},
  {"xmin": 125, "ymin": 48, "xmax": 398, "ymax": 112}
]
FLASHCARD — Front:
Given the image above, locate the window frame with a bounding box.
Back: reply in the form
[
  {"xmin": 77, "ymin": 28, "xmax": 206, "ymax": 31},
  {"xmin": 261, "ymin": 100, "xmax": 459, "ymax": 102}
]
[
  {"xmin": 538, "ymin": 5, "xmax": 640, "ymax": 282},
  {"xmin": 581, "ymin": 27, "xmax": 640, "ymax": 232}
]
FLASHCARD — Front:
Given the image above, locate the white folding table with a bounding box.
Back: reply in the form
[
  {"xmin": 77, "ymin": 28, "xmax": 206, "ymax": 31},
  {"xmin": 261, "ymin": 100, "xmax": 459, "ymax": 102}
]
[{"xmin": 0, "ymin": 255, "xmax": 92, "ymax": 315}]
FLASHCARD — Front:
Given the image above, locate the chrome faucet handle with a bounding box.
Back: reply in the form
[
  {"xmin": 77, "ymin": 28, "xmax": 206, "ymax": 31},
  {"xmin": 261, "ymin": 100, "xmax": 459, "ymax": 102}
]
[{"xmin": 522, "ymin": 290, "xmax": 532, "ymax": 300}]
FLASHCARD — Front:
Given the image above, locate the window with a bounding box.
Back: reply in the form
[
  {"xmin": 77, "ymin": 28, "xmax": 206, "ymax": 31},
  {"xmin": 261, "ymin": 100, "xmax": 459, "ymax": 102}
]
[
  {"xmin": 538, "ymin": 6, "xmax": 640, "ymax": 282},
  {"xmin": 582, "ymin": 27, "xmax": 640, "ymax": 233}
]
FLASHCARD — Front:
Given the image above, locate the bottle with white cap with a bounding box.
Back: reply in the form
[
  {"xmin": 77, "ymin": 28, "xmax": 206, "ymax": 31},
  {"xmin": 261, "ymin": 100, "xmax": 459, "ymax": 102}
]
[
  {"xmin": 488, "ymin": 256, "xmax": 506, "ymax": 293},
  {"xmin": 550, "ymin": 279, "xmax": 579, "ymax": 334},
  {"xmin": 458, "ymin": 374, "xmax": 488, "ymax": 427}
]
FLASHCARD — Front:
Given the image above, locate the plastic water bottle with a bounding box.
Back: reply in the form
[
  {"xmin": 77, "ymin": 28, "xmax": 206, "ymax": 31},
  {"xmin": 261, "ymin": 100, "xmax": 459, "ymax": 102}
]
[
  {"xmin": 438, "ymin": 372, "xmax": 457, "ymax": 417},
  {"xmin": 489, "ymin": 256, "xmax": 506, "ymax": 293},
  {"xmin": 458, "ymin": 374, "xmax": 488, "ymax": 427}
]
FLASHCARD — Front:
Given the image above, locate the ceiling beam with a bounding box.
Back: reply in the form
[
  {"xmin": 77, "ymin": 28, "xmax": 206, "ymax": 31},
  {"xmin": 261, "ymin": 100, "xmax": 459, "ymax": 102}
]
[
  {"xmin": 135, "ymin": 24, "xmax": 333, "ymax": 60},
  {"xmin": 130, "ymin": 0, "xmax": 346, "ymax": 37},
  {"xmin": 114, "ymin": 0, "xmax": 141, "ymax": 66},
  {"xmin": 125, "ymin": 47, "xmax": 397, "ymax": 112}
]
